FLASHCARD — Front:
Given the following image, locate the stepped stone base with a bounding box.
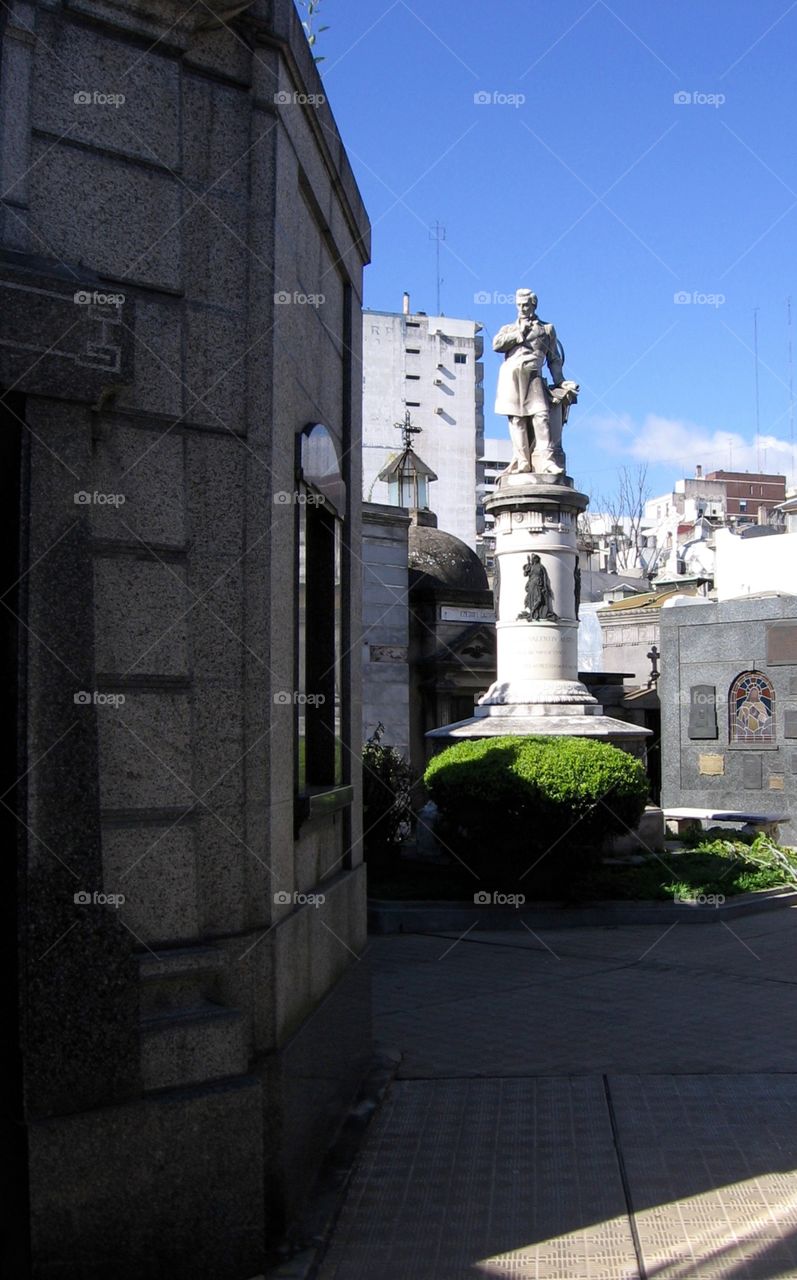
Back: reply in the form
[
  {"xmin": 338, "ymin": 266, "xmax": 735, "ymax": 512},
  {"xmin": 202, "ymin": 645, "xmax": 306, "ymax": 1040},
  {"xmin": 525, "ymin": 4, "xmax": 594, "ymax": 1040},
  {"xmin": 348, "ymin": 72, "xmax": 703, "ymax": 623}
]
[{"xmin": 427, "ymin": 701, "xmax": 649, "ymax": 753}]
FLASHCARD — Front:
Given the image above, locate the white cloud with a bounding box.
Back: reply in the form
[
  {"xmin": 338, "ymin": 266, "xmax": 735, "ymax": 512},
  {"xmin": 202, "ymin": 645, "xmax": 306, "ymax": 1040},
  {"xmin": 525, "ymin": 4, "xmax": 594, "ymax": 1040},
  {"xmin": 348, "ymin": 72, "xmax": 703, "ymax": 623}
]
[{"xmin": 585, "ymin": 412, "xmax": 797, "ymax": 478}]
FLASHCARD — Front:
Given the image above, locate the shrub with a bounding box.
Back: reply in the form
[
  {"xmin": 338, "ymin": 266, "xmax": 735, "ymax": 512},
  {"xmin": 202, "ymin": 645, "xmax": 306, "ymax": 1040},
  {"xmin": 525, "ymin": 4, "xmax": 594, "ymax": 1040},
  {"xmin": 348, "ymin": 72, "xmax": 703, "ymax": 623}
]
[
  {"xmin": 361, "ymin": 724, "xmax": 414, "ymax": 855},
  {"xmin": 424, "ymin": 735, "xmax": 649, "ymax": 894}
]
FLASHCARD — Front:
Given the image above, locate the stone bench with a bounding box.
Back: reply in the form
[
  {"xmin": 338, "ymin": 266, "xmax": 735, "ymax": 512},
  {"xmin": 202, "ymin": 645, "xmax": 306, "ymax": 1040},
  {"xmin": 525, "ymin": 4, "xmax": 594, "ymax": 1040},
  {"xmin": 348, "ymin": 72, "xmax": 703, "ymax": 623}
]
[{"xmin": 663, "ymin": 808, "xmax": 789, "ymax": 840}]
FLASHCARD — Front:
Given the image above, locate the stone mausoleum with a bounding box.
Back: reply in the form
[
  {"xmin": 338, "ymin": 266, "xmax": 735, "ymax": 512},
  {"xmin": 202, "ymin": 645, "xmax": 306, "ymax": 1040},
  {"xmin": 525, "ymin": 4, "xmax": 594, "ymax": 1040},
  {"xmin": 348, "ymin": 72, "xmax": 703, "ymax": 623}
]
[
  {"xmin": 660, "ymin": 594, "xmax": 797, "ymax": 845},
  {"xmin": 362, "ymin": 502, "xmax": 496, "ymax": 779},
  {"xmin": 1, "ymin": 2, "xmax": 370, "ymax": 1275}
]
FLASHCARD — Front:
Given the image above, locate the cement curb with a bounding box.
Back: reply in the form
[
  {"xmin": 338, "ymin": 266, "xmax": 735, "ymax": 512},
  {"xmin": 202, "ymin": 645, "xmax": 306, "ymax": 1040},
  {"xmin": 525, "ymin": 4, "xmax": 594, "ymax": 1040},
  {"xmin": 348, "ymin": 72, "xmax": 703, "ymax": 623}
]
[{"xmin": 368, "ymin": 887, "xmax": 797, "ymax": 933}]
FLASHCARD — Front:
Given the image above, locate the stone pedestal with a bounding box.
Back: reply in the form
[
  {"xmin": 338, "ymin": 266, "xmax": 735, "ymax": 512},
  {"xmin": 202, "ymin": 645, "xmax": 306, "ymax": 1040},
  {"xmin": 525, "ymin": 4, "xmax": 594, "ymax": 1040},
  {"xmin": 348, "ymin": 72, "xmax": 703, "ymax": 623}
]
[{"xmin": 427, "ymin": 474, "xmax": 650, "ymax": 752}]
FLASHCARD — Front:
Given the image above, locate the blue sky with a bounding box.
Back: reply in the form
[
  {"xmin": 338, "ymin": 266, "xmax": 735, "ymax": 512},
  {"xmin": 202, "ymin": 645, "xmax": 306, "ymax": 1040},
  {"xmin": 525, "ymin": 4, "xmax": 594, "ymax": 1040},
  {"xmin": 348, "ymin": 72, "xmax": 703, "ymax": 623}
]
[{"xmin": 313, "ymin": 0, "xmax": 797, "ymax": 500}]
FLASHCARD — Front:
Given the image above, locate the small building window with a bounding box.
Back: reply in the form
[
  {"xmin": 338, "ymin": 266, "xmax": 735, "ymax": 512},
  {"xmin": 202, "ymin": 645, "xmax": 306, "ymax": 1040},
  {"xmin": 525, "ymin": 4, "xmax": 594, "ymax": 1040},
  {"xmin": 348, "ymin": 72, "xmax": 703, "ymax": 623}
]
[
  {"xmin": 739, "ymin": 500, "xmax": 747, "ymax": 513},
  {"xmin": 405, "ymin": 347, "xmax": 420, "ymax": 355},
  {"xmin": 405, "ymin": 374, "xmax": 420, "ymax": 380},
  {"xmin": 405, "ymin": 321, "xmax": 420, "ymax": 328},
  {"xmin": 729, "ymin": 671, "xmax": 775, "ymax": 744},
  {"xmin": 454, "ymin": 353, "xmax": 467, "ymax": 364},
  {"xmin": 405, "ymin": 400, "xmax": 421, "ymax": 407}
]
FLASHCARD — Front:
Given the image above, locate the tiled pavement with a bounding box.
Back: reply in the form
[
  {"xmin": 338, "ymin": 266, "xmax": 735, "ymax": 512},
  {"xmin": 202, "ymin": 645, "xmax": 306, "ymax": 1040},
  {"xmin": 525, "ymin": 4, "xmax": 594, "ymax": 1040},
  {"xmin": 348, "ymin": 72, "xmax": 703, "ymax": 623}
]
[{"xmin": 318, "ymin": 908, "xmax": 797, "ymax": 1279}]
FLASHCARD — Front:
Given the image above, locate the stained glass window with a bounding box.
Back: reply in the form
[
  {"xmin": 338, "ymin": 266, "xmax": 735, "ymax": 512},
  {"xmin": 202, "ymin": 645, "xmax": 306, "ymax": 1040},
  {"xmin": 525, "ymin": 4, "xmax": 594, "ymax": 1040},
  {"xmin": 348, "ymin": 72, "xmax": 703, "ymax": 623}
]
[{"xmin": 729, "ymin": 671, "xmax": 775, "ymax": 744}]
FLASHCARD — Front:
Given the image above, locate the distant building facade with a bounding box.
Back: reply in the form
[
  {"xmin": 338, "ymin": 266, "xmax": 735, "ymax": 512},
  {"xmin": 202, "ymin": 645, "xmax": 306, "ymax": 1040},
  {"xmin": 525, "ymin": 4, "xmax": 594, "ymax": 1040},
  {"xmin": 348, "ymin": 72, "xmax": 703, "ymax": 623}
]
[
  {"xmin": 362, "ymin": 298, "xmax": 485, "ymax": 549},
  {"xmin": 642, "ymin": 467, "xmax": 787, "ymax": 583},
  {"xmin": 707, "ymin": 469, "xmax": 787, "ymax": 518},
  {"xmin": 2, "ymin": 4, "xmax": 370, "ymax": 1275}
]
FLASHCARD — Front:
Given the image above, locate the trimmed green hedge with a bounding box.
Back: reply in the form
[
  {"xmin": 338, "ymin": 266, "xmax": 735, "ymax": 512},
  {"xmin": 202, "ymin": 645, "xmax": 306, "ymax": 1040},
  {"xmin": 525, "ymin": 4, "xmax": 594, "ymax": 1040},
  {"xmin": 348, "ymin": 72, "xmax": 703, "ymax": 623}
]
[{"xmin": 424, "ymin": 735, "xmax": 649, "ymax": 892}]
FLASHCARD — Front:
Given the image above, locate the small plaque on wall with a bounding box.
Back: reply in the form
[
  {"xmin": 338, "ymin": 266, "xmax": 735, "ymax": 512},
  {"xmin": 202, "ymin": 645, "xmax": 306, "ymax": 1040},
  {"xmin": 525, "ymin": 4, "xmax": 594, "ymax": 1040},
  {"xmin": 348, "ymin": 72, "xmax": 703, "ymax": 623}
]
[
  {"xmin": 688, "ymin": 685, "xmax": 718, "ymax": 739},
  {"xmin": 769, "ymin": 774, "xmax": 785, "ymax": 791},
  {"xmin": 743, "ymin": 756, "xmax": 763, "ymax": 789},
  {"xmin": 784, "ymin": 710, "xmax": 797, "ymax": 739},
  {"xmin": 699, "ymin": 754, "xmax": 725, "ymax": 776}
]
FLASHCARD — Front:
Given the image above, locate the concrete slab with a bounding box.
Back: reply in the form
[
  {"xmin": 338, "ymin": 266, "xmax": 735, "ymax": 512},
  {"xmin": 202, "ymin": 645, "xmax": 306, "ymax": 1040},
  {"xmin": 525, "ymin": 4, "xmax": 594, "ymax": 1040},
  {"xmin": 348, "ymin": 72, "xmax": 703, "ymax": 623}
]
[{"xmin": 312, "ymin": 916, "xmax": 797, "ymax": 1278}]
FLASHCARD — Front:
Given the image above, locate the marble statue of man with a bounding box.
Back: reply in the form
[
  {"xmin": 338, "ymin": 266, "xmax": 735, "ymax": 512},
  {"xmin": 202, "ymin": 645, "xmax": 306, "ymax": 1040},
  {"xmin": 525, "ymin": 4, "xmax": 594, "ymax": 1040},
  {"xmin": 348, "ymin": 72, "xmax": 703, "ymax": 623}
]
[{"xmin": 493, "ymin": 288, "xmax": 578, "ymax": 476}]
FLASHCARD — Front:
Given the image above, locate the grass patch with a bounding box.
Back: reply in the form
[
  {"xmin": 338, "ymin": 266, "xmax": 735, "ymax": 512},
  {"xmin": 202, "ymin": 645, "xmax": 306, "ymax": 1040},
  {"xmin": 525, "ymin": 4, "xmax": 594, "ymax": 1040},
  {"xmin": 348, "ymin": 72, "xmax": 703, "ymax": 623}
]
[{"xmin": 367, "ymin": 833, "xmax": 795, "ymax": 904}]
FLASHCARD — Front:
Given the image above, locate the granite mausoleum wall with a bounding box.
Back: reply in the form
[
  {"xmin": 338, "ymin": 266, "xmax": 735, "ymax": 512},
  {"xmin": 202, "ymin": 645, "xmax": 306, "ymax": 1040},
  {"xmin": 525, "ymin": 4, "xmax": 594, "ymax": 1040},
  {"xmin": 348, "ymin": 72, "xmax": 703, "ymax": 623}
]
[
  {"xmin": 1, "ymin": 2, "xmax": 371, "ymax": 1274},
  {"xmin": 660, "ymin": 596, "xmax": 797, "ymax": 845}
]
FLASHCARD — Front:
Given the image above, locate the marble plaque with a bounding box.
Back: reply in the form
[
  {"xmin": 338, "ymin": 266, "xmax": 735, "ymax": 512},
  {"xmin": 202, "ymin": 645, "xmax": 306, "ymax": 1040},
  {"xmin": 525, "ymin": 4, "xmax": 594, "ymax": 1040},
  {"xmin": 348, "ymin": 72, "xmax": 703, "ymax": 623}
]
[
  {"xmin": 688, "ymin": 685, "xmax": 718, "ymax": 739},
  {"xmin": 743, "ymin": 756, "xmax": 762, "ymax": 789}
]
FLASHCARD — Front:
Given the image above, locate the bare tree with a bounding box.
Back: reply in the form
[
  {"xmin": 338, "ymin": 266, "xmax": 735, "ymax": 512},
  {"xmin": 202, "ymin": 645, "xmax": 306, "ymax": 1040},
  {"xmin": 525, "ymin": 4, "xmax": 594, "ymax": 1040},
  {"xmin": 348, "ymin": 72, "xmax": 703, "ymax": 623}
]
[{"xmin": 589, "ymin": 464, "xmax": 651, "ymax": 573}]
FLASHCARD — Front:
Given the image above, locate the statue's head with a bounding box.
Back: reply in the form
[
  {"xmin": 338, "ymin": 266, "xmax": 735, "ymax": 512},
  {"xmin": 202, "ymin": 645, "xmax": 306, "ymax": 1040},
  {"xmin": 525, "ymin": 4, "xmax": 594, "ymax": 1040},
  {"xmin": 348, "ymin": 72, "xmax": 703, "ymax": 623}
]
[
  {"xmin": 531, "ymin": 553, "xmax": 541, "ymax": 564},
  {"xmin": 515, "ymin": 288, "xmax": 537, "ymax": 318}
]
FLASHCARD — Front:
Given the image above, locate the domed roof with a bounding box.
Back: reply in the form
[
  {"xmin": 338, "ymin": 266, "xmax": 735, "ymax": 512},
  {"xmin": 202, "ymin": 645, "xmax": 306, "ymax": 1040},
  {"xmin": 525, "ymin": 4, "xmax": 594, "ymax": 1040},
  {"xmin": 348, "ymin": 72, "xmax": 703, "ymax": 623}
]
[{"xmin": 408, "ymin": 524, "xmax": 489, "ymax": 592}]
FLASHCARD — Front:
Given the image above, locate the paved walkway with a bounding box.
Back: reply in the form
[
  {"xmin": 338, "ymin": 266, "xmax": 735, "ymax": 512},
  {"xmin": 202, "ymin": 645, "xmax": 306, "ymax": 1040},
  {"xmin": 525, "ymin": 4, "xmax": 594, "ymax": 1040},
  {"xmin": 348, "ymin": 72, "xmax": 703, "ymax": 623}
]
[{"xmin": 319, "ymin": 908, "xmax": 797, "ymax": 1279}]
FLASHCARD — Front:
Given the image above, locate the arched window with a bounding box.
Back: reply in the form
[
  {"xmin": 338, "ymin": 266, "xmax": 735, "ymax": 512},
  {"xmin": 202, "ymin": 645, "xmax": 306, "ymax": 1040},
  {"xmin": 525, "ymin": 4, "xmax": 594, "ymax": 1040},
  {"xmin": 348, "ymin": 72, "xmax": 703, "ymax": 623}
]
[
  {"xmin": 296, "ymin": 424, "xmax": 345, "ymax": 792},
  {"xmin": 729, "ymin": 671, "xmax": 775, "ymax": 744}
]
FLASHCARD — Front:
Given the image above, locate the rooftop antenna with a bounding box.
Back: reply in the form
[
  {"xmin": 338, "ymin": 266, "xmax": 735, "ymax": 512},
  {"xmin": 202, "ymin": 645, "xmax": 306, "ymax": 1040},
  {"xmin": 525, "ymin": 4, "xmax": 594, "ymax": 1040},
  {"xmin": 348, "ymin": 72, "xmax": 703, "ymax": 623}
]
[
  {"xmin": 429, "ymin": 221, "xmax": 446, "ymax": 315},
  {"xmin": 753, "ymin": 307, "xmax": 761, "ymax": 471},
  {"xmin": 788, "ymin": 297, "xmax": 795, "ymax": 484}
]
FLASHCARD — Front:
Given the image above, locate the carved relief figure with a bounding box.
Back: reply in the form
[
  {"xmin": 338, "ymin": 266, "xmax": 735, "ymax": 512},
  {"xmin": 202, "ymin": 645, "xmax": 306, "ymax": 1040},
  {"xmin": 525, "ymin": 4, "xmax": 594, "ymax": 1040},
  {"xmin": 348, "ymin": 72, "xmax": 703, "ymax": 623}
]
[{"xmin": 518, "ymin": 554, "xmax": 557, "ymax": 622}]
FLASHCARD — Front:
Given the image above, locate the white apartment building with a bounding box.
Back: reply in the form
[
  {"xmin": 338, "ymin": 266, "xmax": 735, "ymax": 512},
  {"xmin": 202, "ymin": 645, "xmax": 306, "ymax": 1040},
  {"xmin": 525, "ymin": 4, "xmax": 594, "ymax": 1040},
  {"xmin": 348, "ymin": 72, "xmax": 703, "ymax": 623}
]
[
  {"xmin": 477, "ymin": 436, "xmax": 512, "ymax": 566},
  {"xmin": 362, "ymin": 295, "xmax": 485, "ymax": 549}
]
